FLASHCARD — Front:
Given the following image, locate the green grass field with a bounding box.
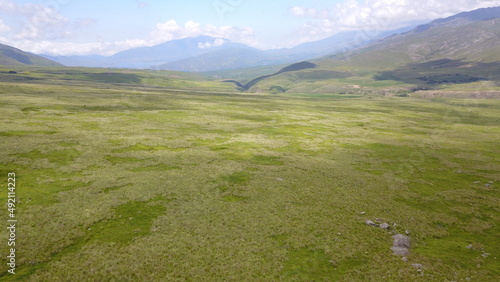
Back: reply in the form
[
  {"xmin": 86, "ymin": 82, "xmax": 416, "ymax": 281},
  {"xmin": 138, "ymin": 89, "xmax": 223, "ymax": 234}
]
[{"xmin": 0, "ymin": 67, "xmax": 499, "ymax": 281}]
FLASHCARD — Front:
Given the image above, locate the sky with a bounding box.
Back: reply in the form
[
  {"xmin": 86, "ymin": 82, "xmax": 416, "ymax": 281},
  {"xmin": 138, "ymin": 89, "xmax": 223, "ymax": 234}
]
[{"xmin": 1, "ymin": 0, "xmax": 500, "ymax": 56}]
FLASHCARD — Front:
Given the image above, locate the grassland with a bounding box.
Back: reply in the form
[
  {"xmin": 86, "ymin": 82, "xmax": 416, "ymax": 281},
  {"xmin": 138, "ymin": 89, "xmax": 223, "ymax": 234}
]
[{"xmin": 0, "ymin": 67, "xmax": 499, "ymax": 281}]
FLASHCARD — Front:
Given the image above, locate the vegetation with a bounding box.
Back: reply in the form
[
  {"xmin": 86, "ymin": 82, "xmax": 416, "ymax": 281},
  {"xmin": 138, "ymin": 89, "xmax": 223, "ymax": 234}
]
[{"xmin": 0, "ymin": 66, "xmax": 498, "ymax": 280}]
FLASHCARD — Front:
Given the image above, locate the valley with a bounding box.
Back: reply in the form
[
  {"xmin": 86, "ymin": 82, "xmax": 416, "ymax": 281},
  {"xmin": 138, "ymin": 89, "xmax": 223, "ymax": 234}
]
[
  {"xmin": 0, "ymin": 65, "xmax": 499, "ymax": 280},
  {"xmin": 0, "ymin": 5, "xmax": 499, "ymax": 281}
]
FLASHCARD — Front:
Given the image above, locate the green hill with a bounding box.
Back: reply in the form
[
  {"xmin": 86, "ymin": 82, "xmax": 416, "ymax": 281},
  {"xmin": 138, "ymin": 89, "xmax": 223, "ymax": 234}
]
[
  {"xmin": 224, "ymin": 61, "xmax": 316, "ymax": 91},
  {"xmin": 244, "ymin": 8, "xmax": 500, "ymax": 96},
  {"xmin": 337, "ymin": 18, "xmax": 500, "ymax": 68},
  {"xmin": 0, "ymin": 43, "xmax": 62, "ymax": 67}
]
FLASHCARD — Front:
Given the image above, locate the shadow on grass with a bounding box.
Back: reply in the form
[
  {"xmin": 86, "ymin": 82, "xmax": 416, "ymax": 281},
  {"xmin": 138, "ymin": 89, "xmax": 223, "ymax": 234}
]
[
  {"xmin": 82, "ymin": 72, "xmax": 141, "ymax": 84},
  {"xmin": 374, "ymin": 59, "xmax": 500, "ymax": 89}
]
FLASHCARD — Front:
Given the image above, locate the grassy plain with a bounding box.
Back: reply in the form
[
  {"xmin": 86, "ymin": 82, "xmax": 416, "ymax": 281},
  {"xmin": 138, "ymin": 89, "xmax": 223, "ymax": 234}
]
[{"xmin": 0, "ymin": 67, "xmax": 499, "ymax": 281}]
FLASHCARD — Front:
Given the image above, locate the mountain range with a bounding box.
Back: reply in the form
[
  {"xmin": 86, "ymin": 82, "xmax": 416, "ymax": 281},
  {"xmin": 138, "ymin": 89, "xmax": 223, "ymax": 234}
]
[
  {"xmin": 39, "ymin": 26, "xmax": 418, "ymax": 71},
  {"xmin": 1, "ymin": 5, "xmax": 499, "ymax": 93},
  {"xmin": 228, "ymin": 6, "xmax": 500, "ymax": 93}
]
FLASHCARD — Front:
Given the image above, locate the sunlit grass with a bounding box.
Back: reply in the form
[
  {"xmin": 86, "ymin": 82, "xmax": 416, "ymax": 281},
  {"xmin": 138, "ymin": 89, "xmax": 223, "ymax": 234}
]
[{"xmin": 0, "ymin": 70, "xmax": 498, "ymax": 280}]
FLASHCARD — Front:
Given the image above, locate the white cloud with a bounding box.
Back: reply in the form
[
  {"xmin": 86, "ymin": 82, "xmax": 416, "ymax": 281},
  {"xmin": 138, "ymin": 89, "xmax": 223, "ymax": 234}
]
[
  {"xmin": 289, "ymin": 0, "xmax": 500, "ymax": 45},
  {"xmin": 4, "ymin": 0, "xmax": 497, "ymax": 56},
  {"xmin": 290, "ymin": 6, "xmax": 326, "ymax": 18},
  {"xmin": 25, "ymin": 41, "xmax": 109, "ymax": 56},
  {"xmin": 198, "ymin": 38, "xmax": 226, "ymax": 49},
  {"xmin": 5, "ymin": 19, "xmax": 255, "ymax": 56},
  {"xmin": 0, "ymin": 0, "xmax": 71, "ymax": 40},
  {"xmin": 149, "ymin": 19, "xmax": 256, "ymax": 46},
  {"xmin": 149, "ymin": 20, "xmax": 200, "ymax": 43},
  {"xmin": 0, "ymin": 19, "xmax": 10, "ymax": 32},
  {"xmin": 0, "ymin": 0, "xmax": 16, "ymax": 11},
  {"xmin": 0, "ymin": 0, "xmax": 255, "ymax": 57},
  {"xmin": 0, "ymin": 0, "xmax": 101, "ymax": 55}
]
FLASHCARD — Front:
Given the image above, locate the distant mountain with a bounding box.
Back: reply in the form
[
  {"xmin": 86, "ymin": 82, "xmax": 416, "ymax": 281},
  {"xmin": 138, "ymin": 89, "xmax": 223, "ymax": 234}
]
[
  {"xmin": 274, "ymin": 26, "xmax": 418, "ymax": 58},
  {"xmin": 414, "ymin": 6, "xmax": 500, "ymax": 32},
  {"xmin": 44, "ymin": 36, "xmax": 252, "ymax": 69},
  {"xmin": 42, "ymin": 25, "xmax": 416, "ymax": 71},
  {"xmin": 41, "ymin": 54, "xmax": 107, "ymax": 68},
  {"xmin": 159, "ymin": 47, "xmax": 269, "ymax": 72},
  {"xmin": 0, "ymin": 43, "xmax": 62, "ymax": 67},
  {"xmin": 331, "ymin": 7, "xmax": 500, "ymax": 68},
  {"xmin": 159, "ymin": 46, "xmax": 321, "ymax": 72},
  {"xmin": 158, "ymin": 26, "xmax": 417, "ymax": 72},
  {"xmin": 241, "ymin": 6, "xmax": 500, "ymax": 93},
  {"xmin": 106, "ymin": 36, "xmax": 252, "ymax": 68}
]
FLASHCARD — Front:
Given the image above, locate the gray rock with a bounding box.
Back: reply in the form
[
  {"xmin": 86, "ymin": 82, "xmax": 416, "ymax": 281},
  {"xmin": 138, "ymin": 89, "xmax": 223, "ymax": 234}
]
[
  {"xmin": 391, "ymin": 246, "xmax": 410, "ymax": 256},
  {"xmin": 379, "ymin": 223, "xmax": 390, "ymax": 230},
  {"xmin": 393, "ymin": 234, "xmax": 411, "ymax": 248},
  {"xmin": 391, "ymin": 234, "xmax": 411, "ymax": 256},
  {"xmin": 412, "ymin": 263, "xmax": 424, "ymax": 269},
  {"xmin": 366, "ymin": 220, "xmax": 378, "ymax": 227}
]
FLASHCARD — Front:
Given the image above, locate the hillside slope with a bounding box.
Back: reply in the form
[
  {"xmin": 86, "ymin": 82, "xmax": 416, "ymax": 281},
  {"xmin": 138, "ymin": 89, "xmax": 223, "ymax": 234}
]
[
  {"xmin": 0, "ymin": 43, "xmax": 62, "ymax": 67},
  {"xmin": 245, "ymin": 7, "xmax": 500, "ymax": 95},
  {"xmin": 334, "ymin": 17, "xmax": 500, "ymax": 68}
]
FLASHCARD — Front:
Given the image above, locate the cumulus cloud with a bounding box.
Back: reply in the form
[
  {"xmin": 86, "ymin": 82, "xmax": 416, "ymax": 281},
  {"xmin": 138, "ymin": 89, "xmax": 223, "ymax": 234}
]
[
  {"xmin": 0, "ymin": 0, "xmax": 101, "ymax": 55},
  {"xmin": 289, "ymin": 6, "xmax": 328, "ymax": 18},
  {"xmin": 149, "ymin": 20, "xmax": 200, "ymax": 43},
  {"xmin": 198, "ymin": 38, "xmax": 226, "ymax": 49},
  {"xmin": 0, "ymin": 19, "xmax": 10, "ymax": 32},
  {"xmin": 7, "ymin": 19, "xmax": 255, "ymax": 56},
  {"xmin": 149, "ymin": 20, "xmax": 255, "ymax": 47},
  {"xmin": 25, "ymin": 41, "xmax": 108, "ymax": 56},
  {"xmin": 0, "ymin": 0, "xmax": 71, "ymax": 40},
  {"xmin": 289, "ymin": 0, "xmax": 500, "ymax": 44},
  {"xmin": 0, "ymin": 0, "xmax": 254, "ymax": 56}
]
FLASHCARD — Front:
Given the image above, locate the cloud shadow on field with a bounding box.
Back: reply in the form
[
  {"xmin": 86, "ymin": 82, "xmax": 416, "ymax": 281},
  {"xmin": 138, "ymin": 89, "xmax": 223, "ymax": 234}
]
[{"xmin": 374, "ymin": 59, "xmax": 500, "ymax": 88}]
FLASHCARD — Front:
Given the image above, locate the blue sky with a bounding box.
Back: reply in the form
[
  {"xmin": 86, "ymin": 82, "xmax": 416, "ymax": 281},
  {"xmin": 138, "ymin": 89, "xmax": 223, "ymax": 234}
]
[{"xmin": 1, "ymin": 0, "xmax": 499, "ymax": 55}]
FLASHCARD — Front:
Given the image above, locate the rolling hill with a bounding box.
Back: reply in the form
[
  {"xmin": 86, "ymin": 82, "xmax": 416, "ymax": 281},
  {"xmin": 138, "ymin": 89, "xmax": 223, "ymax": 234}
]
[
  {"xmin": 0, "ymin": 43, "xmax": 62, "ymax": 67},
  {"xmin": 223, "ymin": 61, "xmax": 317, "ymax": 90}
]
